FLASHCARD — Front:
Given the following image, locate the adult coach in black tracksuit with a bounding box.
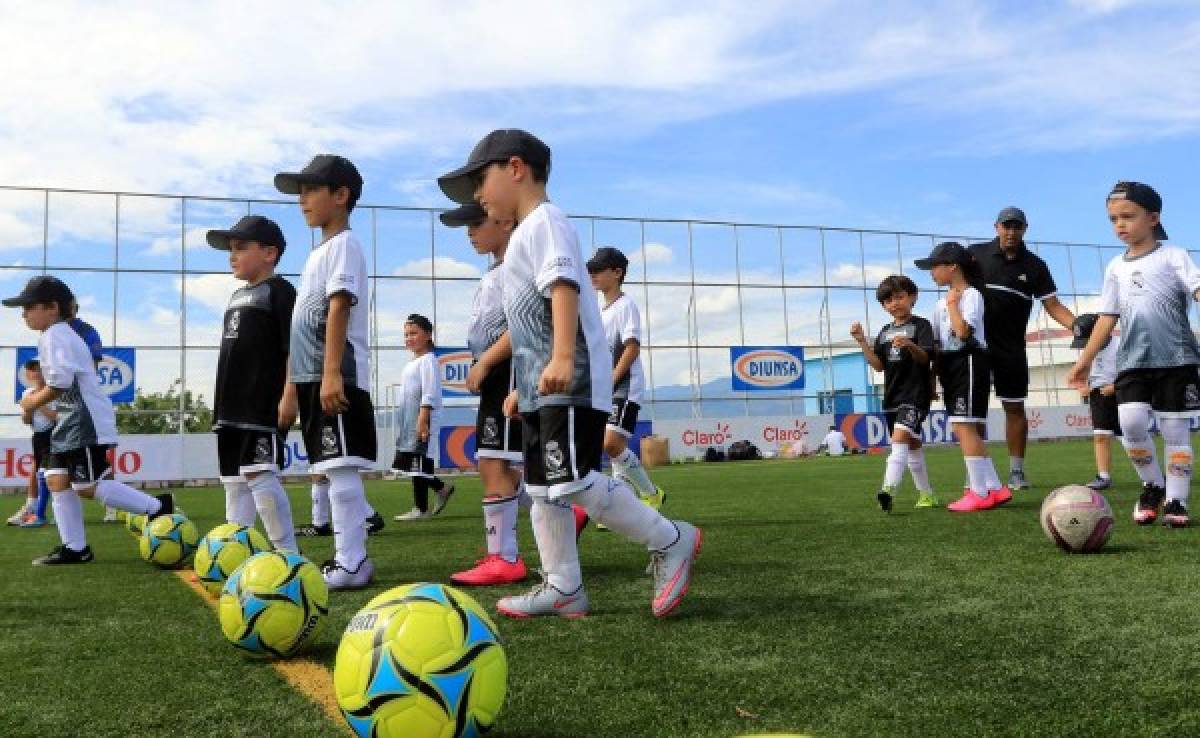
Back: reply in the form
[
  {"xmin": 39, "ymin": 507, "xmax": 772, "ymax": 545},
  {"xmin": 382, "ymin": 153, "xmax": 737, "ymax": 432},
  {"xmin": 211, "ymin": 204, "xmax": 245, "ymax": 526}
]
[{"xmin": 969, "ymin": 206, "xmax": 1075, "ymax": 491}]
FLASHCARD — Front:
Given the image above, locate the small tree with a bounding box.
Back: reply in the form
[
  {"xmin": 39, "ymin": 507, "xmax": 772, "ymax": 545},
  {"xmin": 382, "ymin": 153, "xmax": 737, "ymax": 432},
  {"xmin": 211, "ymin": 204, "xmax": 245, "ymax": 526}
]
[{"xmin": 115, "ymin": 380, "xmax": 212, "ymax": 434}]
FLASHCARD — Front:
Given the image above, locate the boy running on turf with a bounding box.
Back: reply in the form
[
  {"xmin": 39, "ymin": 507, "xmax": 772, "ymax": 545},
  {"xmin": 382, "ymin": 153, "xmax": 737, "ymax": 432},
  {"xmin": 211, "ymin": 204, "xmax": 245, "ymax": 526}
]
[
  {"xmin": 275, "ymin": 154, "xmax": 378, "ymax": 588},
  {"xmin": 206, "ymin": 214, "xmax": 299, "ymax": 552},
  {"xmin": 443, "ymin": 202, "xmax": 530, "ymax": 585},
  {"xmin": 390, "ymin": 314, "xmax": 456, "ymax": 521},
  {"xmin": 1067, "ymin": 181, "xmax": 1200, "ymax": 527},
  {"xmin": 4, "ymin": 276, "xmax": 175, "ymax": 565},
  {"xmin": 587, "ymin": 247, "xmax": 665, "ymax": 512},
  {"xmin": 8, "ymin": 359, "xmax": 55, "ymax": 528},
  {"xmin": 850, "ymin": 274, "xmax": 937, "ymax": 512},
  {"xmin": 915, "ymin": 242, "xmax": 1010, "ymax": 513},
  {"xmin": 1070, "ymin": 313, "xmax": 1121, "ymax": 491},
  {"xmin": 439, "ymin": 129, "xmax": 701, "ymax": 618}
]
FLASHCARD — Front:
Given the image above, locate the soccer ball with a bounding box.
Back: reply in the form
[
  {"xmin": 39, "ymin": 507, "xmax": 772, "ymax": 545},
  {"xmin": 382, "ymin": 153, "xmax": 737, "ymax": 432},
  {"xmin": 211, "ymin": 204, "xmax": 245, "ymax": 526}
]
[
  {"xmin": 1040, "ymin": 485, "xmax": 1114, "ymax": 553},
  {"xmin": 219, "ymin": 551, "xmax": 328, "ymax": 658},
  {"xmin": 334, "ymin": 582, "xmax": 507, "ymax": 738},
  {"xmin": 126, "ymin": 513, "xmax": 148, "ymax": 537},
  {"xmin": 139, "ymin": 513, "xmax": 199, "ymax": 568},
  {"xmin": 194, "ymin": 523, "xmax": 271, "ymax": 596}
]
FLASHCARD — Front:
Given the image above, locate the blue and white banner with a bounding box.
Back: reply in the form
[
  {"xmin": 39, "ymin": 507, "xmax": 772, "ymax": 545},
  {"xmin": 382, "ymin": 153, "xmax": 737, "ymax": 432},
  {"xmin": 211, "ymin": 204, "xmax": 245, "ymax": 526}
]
[
  {"xmin": 14, "ymin": 346, "xmax": 136, "ymax": 404},
  {"xmin": 435, "ymin": 347, "xmax": 474, "ymax": 398},
  {"xmin": 730, "ymin": 346, "xmax": 805, "ymax": 391}
]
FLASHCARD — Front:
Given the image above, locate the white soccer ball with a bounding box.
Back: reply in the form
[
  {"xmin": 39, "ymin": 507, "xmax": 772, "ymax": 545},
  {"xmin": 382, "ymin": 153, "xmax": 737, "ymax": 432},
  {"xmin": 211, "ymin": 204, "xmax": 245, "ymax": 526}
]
[{"xmin": 1040, "ymin": 485, "xmax": 1114, "ymax": 553}]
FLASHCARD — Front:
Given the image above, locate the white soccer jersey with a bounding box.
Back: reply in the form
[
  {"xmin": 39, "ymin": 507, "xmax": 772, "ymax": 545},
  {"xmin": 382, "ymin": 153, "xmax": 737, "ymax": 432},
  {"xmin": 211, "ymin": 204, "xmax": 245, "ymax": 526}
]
[
  {"xmin": 22, "ymin": 387, "xmax": 56, "ymax": 432},
  {"xmin": 600, "ymin": 293, "xmax": 645, "ymax": 404},
  {"xmin": 932, "ymin": 286, "xmax": 987, "ymax": 352},
  {"xmin": 290, "ymin": 230, "xmax": 371, "ymax": 389},
  {"xmin": 38, "ymin": 321, "xmax": 116, "ymax": 451},
  {"xmin": 1099, "ymin": 244, "xmax": 1200, "ymax": 373},
  {"xmin": 1088, "ymin": 338, "xmax": 1120, "ymax": 390},
  {"xmin": 468, "ymin": 263, "xmax": 507, "ymax": 360},
  {"xmin": 502, "ymin": 202, "xmax": 611, "ymax": 414},
  {"xmin": 394, "ymin": 351, "xmax": 441, "ymax": 453}
]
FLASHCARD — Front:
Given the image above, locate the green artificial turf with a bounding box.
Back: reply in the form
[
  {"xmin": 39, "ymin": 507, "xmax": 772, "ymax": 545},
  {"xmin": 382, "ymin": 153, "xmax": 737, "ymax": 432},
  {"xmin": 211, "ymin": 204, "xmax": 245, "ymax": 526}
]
[{"xmin": 2, "ymin": 438, "xmax": 1198, "ymax": 738}]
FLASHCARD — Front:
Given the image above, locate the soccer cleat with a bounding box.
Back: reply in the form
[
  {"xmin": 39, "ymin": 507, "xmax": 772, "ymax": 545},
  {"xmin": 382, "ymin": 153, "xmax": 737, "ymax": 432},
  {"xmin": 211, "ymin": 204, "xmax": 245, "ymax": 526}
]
[
  {"xmin": 321, "ymin": 557, "xmax": 375, "ymax": 590},
  {"xmin": 1086, "ymin": 475, "xmax": 1113, "ymax": 491},
  {"xmin": 102, "ymin": 506, "xmax": 119, "ymax": 522},
  {"xmin": 1007, "ymin": 469, "xmax": 1030, "ymax": 491},
  {"xmin": 33, "ymin": 544, "xmax": 94, "ymax": 566},
  {"xmin": 18, "ymin": 513, "xmax": 47, "ymax": 528},
  {"xmin": 990, "ymin": 486, "xmax": 1013, "ymax": 506},
  {"xmin": 914, "ymin": 493, "xmax": 940, "ymax": 508},
  {"xmin": 572, "ymin": 504, "xmax": 590, "ymax": 541},
  {"xmin": 643, "ymin": 487, "xmax": 667, "ymax": 511},
  {"xmin": 947, "ymin": 492, "xmax": 997, "ymax": 512},
  {"xmin": 1162, "ymin": 499, "xmax": 1190, "ymax": 528},
  {"xmin": 364, "ymin": 512, "xmax": 385, "ymax": 535},
  {"xmin": 7, "ymin": 502, "xmax": 32, "ymax": 526},
  {"xmin": 496, "ymin": 573, "xmax": 589, "ymax": 619},
  {"xmin": 394, "ymin": 507, "xmax": 431, "ymax": 522},
  {"xmin": 430, "ymin": 482, "xmax": 456, "ymax": 516},
  {"xmin": 148, "ymin": 494, "xmax": 175, "ymax": 521},
  {"xmin": 450, "ymin": 554, "xmax": 528, "ymax": 586},
  {"xmin": 650, "ymin": 521, "xmax": 702, "ymax": 618},
  {"xmin": 877, "ymin": 487, "xmax": 894, "ymax": 513},
  {"xmin": 295, "ymin": 522, "xmax": 333, "ymax": 537},
  {"xmin": 1133, "ymin": 483, "xmax": 1165, "ymax": 525}
]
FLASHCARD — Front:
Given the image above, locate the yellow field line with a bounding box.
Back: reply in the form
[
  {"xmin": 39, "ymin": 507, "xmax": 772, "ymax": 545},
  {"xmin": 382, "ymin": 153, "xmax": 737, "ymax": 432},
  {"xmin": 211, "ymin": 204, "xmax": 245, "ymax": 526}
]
[{"xmin": 171, "ymin": 570, "xmax": 352, "ymax": 735}]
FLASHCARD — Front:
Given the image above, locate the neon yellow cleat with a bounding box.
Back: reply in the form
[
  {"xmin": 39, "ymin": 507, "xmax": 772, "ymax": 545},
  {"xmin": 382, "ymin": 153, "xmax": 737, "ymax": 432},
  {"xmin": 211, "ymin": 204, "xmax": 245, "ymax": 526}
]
[{"xmin": 915, "ymin": 493, "xmax": 940, "ymax": 508}]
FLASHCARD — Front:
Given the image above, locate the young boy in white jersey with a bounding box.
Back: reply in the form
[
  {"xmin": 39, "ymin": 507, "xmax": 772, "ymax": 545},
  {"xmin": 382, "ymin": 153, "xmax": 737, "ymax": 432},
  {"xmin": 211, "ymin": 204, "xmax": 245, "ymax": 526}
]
[
  {"xmin": 1067, "ymin": 181, "xmax": 1200, "ymax": 527},
  {"xmin": 915, "ymin": 242, "xmax": 1010, "ymax": 513},
  {"xmin": 274, "ymin": 155, "xmax": 379, "ymax": 588},
  {"xmin": 586, "ymin": 247, "xmax": 665, "ymax": 513},
  {"xmin": 4, "ymin": 276, "xmax": 175, "ymax": 565},
  {"xmin": 850, "ymin": 274, "xmax": 937, "ymax": 512},
  {"xmin": 206, "ymin": 215, "xmax": 298, "ymax": 552},
  {"xmin": 9, "ymin": 359, "xmax": 55, "ymax": 528},
  {"xmin": 439, "ymin": 129, "xmax": 701, "ymax": 618},
  {"xmin": 1068, "ymin": 313, "xmax": 1121, "ymax": 490},
  {"xmin": 391, "ymin": 314, "xmax": 455, "ymax": 521}
]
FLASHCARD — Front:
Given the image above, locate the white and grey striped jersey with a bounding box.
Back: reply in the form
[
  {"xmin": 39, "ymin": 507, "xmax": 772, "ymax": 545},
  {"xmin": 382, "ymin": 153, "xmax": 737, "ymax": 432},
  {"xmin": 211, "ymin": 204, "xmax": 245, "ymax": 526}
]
[
  {"xmin": 468, "ymin": 262, "xmax": 507, "ymax": 360},
  {"xmin": 39, "ymin": 321, "xmax": 116, "ymax": 452},
  {"xmin": 394, "ymin": 351, "xmax": 441, "ymax": 453},
  {"xmin": 1100, "ymin": 244, "xmax": 1200, "ymax": 373},
  {"xmin": 600, "ymin": 293, "xmax": 645, "ymax": 404},
  {"xmin": 501, "ymin": 202, "xmax": 611, "ymax": 414},
  {"xmin": 290, "ymin": 230, "xmax": 371, "ymax": 389}
]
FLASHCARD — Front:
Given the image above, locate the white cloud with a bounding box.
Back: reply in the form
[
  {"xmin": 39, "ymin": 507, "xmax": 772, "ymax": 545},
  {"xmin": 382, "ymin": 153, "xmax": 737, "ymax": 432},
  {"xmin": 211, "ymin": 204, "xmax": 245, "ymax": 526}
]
[
  {"xmin": 630, "ymin": 242, "xmax": 674, "ymax": 264},
  {"xmin": 392, "ymin": 257, "xmax": 482, "ymax": 279},
  {"xmin": 179, "ymin": 273, "xmax": 239, "ymax": 314},
  {"xmin": 829, "ymin": 262, "xmax": 897, "ymax": 286}
]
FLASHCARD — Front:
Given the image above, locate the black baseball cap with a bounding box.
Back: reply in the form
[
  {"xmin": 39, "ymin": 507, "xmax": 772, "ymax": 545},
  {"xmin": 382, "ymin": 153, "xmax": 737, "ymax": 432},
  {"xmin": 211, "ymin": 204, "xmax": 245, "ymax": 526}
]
[
  {"xmin": 2, "ymin": 275, "xmax": 75, "ymax": 308},
  {"xmin": 1070, "ymin": 313, "xmax": 1099, "ymax": 349},
  {"xmin": 437, "ymin": 129, "xmax": 552, "ymax": 205},
  {"xmin": 1107, "ymin": 181, "xmax": 1167, "ymax": 240},
  {"xmin": 206, "ymin": 215, "xmax": 287, "ymax": 257},
  {"xmin": 995, "ymin": 206, "xmax": 1027, "ymax": 226},
  {"xmin": 438, "ymin": 203, "xmax": 487, "ymax": 228},
  {"xmin": 914, "ymin": 241, "xmax": 970, "ymax": 270},
  {"xmin": 274, "ymin": 155, "xmax": 363, "ymax": 202},
  {"xmin": 586, "ymin": 247, "xmax": 629, "ymax": 273}
]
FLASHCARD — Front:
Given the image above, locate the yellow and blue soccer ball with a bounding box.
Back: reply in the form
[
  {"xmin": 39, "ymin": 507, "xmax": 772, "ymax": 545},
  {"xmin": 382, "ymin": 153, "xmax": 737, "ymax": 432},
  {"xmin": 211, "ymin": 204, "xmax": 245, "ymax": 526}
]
[
  {"xmin": 126, "ymin": 512, "xmax": 148, "ymax": 538},
  {"xmin": 334, "ymin": 582, "xmax": 507, "ymax": 738},
  {"xmin": 194, "ymin": 523, "xmax": 271, "ymax": 596},
  {"xmin": 139, "ymin": 513, "xmax": 199, "ymax": 568},
  {"xmin": 218, "ymin": 551, "xmax": 328, "ymax": 658}
]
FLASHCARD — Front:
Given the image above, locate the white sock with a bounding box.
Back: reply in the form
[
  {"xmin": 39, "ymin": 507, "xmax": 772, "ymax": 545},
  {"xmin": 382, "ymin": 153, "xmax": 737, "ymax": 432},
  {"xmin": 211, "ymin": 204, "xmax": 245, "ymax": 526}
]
[
  {"xmin": 248, "ymin": 474, "xmax": 297, "ymax": 552},
  {"xmin": 326, "ymin": 467, "xmax": 368, "ymax": 569},
  {"xmin": 483, "ymin": 495, "xmax": 520, "ymax": 562},
  {"xmin": 1097, "ymin": 471, "xmax": 1111, "ymax": 480},
  {"xmin": 1160, "ymin": 416, "xmax": 1193, "ymax": 505},
  {"xmin": 611, "ymin": 448, "xmax": 656, "ymax": 499},
  {"xmin": 964, "ymin": 457, "xmax": 990, "ymax": 498},
  {"xmin": 1118, "ymin": 403, "xmax": 1165, "ymax": 488},
  {"xmin": 569, "ymin": 476, "xmax": 678, "ymax": 551},
  {"xmin": 93, "ymin": 480, "xmax": 162, "ymax": 516},
  {"xmin": 223, "ymin": 480, "xmax": 256, "ymax": 527},
  {"xmin": 530, "ymin": 497, "xmax": 582, "ymax": 593},
  {"xmin": 1010, "ymin": 456, "xmax": 1024, "ymax": 473},
  {"xmin": 311, "ymin": 479, "xmax": 332, "ymax": 526},
  {"xmin": 883, "ymin": 442, "xmax": 908, "ymax": 490},
  {"xmin": 984, "ymin": 458, "xmax": 1002, "ymax": 491},
  {"xmin": 52, "ymin": 489, "xmax": 87, "ymax": 550},
  {"xmin": 907, "ymin": 448, "xmax": 932, "ymax": 493}
]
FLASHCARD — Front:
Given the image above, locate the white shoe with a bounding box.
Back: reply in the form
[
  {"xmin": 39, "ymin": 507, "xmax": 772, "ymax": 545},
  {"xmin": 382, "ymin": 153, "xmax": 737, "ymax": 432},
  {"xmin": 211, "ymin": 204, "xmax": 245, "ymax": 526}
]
[
  {"xmin": 649, "ymin": 521, "xmax": 702, "ymax": 618},
  {"xmin": 394, "ymin": 507, "xmax": 431, "ymax": 521},
  {"xmin": 430, "ymin": 483, "xmax": 456, "ymax": 516},
  {"xmin": 102, "ymin": 507, "xmax": 119, "ymax": 522},
  {"xmin": 7, "ymin": 503, "xmax": 32, "ymax": 526},
  {"xmin": 496, "ymin": 572, "xmax": 589, "ymax": 619},
  {"xmin": 322, "ymin": 557, "xmax": 375, "ymax": 590}
]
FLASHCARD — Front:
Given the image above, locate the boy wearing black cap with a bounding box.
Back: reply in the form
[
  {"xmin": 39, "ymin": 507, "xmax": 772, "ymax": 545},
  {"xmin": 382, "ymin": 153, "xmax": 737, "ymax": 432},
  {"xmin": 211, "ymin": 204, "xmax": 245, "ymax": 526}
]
[
  {"xmin": 207, "ymin": 215, "xmax": 298, "ymax": 552},
  {"xmin": 274, "ymin": 155, "xmax": 378, "ymax": 588},
  {"xmin": 4, "ymin": 276, "xmax": 174, "ymax": 565},
  {"xmin": 587, "ymin": 246, "xmax": 665, "ymax": 512},
  {"xmin": 1069, "ymin": 313, "xmax": 1120, "ymax": 490},
  {"xmin": 439, "ymin": 130, "xmax": 701, "ymax": 618},
  {"xmin": 1068, "ymin": 181, "xmax": 1200, "ymax": 527}
]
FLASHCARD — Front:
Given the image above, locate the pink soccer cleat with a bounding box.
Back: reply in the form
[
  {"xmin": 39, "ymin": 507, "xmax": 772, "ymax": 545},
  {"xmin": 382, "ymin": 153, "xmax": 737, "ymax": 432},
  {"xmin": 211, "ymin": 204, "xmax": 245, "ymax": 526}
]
[
  {"xmin": 947, "ymin": 491, "xmax": 997, "ymax": 512},
  {"xmin": 990, "ymin": 486, "xmax": 1013, "ymax": 506},
  {"xmin": 572, "ymin": 504, "xmax": 590, "ymax": 540},
  {"xmin": 450, "ymin": 555, "xmax": 528, "ymax": 586}
]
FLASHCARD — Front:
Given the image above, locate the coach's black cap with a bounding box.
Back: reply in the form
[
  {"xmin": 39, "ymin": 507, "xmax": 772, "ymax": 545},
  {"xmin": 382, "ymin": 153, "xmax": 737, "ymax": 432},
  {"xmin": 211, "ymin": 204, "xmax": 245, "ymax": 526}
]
[
  {"xmin": 206, "ymin": 215, "xmax": 287, "ymax": 256},
  {"xmin": 1070, "ymin": 313, "xmax": 1100, "ymax": 349},
  {"xmin": 438, "ymin": 203, "xmax": 487, "ymax": 228},
  {"xmin": 274, "ymin": 155, "xmax": 363, "ymax": 201},
  {"xmin": 914, "ymin": 241, "xmax": 970, "ymax": 270},
  {"xmin": 1107, "ymin": 181, "xmax": 1167, "ymax": 240},
  {"xmin": 995, "ymin": 206, "xmax": 1027, "ymax": 226},
  {"xmin": 586, "ymin": 247, "xmax": 629, "ymax": 273},
  {"xmin": 2, "ymin": 275, "xmax": 75, "ymax": 308},
  {"xmin": 438, "ymin": 129, "xmax": 552, "ymax": 205}
]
